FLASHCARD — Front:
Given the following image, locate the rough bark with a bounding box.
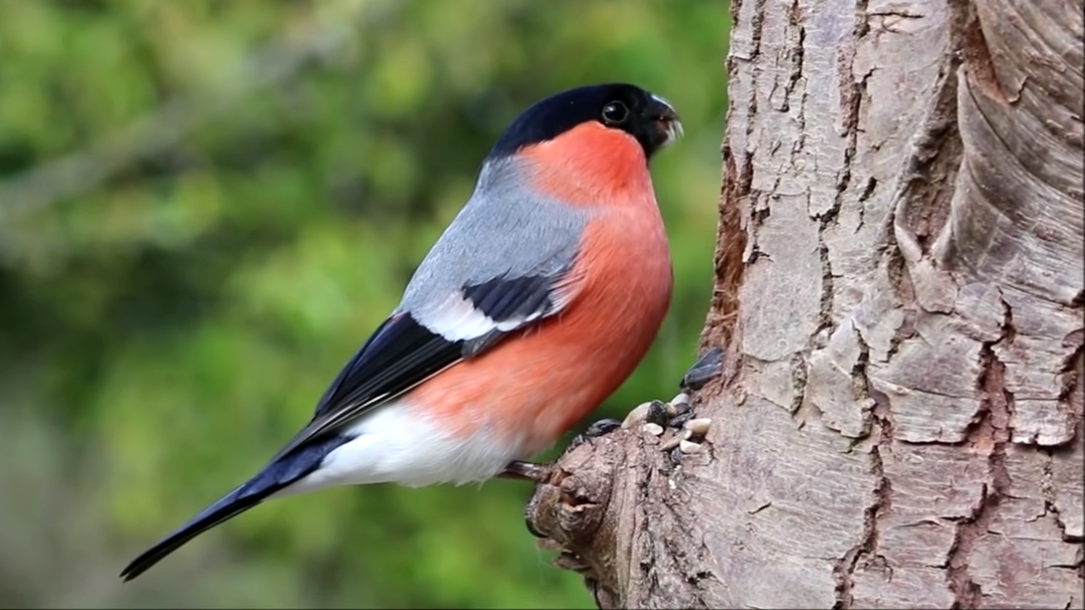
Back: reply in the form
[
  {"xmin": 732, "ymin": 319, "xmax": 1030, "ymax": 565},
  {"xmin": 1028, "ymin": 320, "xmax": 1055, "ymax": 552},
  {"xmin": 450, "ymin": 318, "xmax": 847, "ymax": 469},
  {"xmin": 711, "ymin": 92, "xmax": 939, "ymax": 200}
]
[{"xmin": 525, "ymin": 0, "xmax": 1084, "ymax": 608}]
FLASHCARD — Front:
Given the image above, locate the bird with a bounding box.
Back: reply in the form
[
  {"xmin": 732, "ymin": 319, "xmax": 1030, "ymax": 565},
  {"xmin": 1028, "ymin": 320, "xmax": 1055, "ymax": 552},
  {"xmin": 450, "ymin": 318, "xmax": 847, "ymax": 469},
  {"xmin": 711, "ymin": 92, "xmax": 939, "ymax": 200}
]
[{"xmin": 120, "ymin": 82, "xmax": 682, "ymax": 581}]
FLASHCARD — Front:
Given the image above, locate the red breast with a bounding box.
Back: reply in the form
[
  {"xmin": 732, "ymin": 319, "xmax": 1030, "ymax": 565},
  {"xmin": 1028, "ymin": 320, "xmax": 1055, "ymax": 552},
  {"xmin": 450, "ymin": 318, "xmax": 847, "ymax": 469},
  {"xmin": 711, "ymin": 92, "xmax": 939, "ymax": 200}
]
[{"xmin": 408, "ymin": 123, "xmax": 673, "ymax": 454}]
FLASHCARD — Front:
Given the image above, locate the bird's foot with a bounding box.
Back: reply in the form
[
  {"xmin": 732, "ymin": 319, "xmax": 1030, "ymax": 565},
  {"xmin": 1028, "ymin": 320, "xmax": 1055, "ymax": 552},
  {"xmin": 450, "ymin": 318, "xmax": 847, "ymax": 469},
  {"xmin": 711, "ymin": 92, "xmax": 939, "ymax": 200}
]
[
  {"xmin": 497, "ymin": 460, "xmax": 553, "ymax": 484},
  {"xmin": 566, "ymin": 417, "xmax": 622, "ymax": 452}
]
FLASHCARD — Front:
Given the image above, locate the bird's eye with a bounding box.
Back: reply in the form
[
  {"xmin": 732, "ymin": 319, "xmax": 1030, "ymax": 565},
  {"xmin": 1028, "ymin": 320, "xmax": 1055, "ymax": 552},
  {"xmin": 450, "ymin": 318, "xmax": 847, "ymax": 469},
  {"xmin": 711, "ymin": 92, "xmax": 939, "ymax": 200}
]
[{"xmin": 601, "ymin": 101, "xmax": 629, "ymax": 125}]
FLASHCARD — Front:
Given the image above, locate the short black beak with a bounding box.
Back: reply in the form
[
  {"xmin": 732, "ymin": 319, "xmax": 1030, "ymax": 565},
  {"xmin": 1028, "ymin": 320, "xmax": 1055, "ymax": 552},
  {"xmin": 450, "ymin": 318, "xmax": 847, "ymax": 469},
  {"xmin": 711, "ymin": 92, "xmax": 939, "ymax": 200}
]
[
  {"xmin": 654, "ymin": 103, "xmax": 679, "ymax": 123},
  {"xmin": 649, "ymin": 98, "xmax": 682, "ymax": 147}
]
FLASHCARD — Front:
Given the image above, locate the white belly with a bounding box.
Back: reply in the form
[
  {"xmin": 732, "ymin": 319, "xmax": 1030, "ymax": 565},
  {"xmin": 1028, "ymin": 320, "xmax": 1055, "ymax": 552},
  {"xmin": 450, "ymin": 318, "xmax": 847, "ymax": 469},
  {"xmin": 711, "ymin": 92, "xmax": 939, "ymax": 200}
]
[{"xmin": 273, "ymin": 398, "xmax": 521, "ymax": 497}]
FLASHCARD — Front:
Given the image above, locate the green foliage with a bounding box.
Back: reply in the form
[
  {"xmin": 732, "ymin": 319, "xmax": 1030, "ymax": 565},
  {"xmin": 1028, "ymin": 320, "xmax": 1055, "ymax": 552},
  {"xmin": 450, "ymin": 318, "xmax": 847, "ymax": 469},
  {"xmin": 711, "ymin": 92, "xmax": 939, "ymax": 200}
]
[{"xmin": 0, "ymin": 1, "xmax": 728, "ymax": 607}]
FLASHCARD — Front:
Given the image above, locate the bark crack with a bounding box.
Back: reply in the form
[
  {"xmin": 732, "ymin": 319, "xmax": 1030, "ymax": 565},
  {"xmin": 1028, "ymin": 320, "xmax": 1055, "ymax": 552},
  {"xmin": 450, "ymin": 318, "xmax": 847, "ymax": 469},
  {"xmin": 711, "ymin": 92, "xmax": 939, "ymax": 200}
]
[
  {"xmin": 1041, "ymin": 449, "xmax": 1084, "ymax": 544},
  {"xmin": 833, "ymin": 439, "xmax": 893, "ymax": 610},
  {"xmin": 826, "ymin": 4, "xmax": 901, "ymax": 605},
  {"xmin": 791, "ymin": 351, "xmax": 809, "ymax": 414},
  {"xmin": 1056, "ymin": 338, "xmax": 1084, "ymax": 440},
  {"xmin": 884, "ymin": 246, "xmax": 915, "ymax": 361},
  {"xmin": 783, "ymin": 0, "xmax": 805, "ymax": 104},
  {"xmin": 816, "ymin": 231, "xmax": 836, "ymax": 334},
  {"xmin": 945, "ymin": 292, "xmax": 1015, "ymax": 608},
  {"xmin": 815, "ymin": 0, "xmax": 866, "ymax": 340},
  {"xmin": 702, "ymin": 0, "xmax": 764, "ymax": 352},
  {"xmin": 703, "ymin": 146, "xmax": 752, "ymax": 352},
  {"xmin": 1041, "ymin": 453, "xmax": 1069, "ymax": 542},
  {"xmin": 889, "ymin": 0, "xmax": 969, "ymax": 264},
  {"xmin": 833, "ymin": 331, "xmax": 893, "ymax": 610}
]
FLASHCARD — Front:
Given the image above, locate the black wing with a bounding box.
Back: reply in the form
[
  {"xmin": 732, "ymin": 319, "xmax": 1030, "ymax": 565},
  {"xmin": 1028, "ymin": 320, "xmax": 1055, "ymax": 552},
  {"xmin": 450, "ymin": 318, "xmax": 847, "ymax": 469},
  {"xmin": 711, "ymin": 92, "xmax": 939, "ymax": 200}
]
[{"xmin": 269, "ymin": 268, "xmax": 580, "ymax": 461}]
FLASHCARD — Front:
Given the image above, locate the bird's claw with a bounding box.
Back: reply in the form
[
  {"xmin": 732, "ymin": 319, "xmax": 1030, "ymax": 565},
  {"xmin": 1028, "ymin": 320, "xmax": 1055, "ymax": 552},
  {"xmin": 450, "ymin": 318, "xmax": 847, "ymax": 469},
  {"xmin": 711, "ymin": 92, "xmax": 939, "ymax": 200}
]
[
  {"xmin": 553, "ymin": 550, "xmax": 593, "ymax": 574},
  {"xmin": 566, "ymin": 418, "xmax": 622, "ymax": 452},
  {"xmin": 498, "ymin": 460, "xmax": 553, "ymax": 483},
  {"xmin": 523, "ymin": 418, "xmax": 622, "ymax": 540}
]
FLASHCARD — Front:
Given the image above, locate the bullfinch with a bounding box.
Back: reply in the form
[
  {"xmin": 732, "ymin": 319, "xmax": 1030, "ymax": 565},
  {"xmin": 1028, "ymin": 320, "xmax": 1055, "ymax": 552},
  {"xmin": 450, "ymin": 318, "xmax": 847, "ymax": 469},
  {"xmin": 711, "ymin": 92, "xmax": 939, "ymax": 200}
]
[{"xmin": 120, "ymin": 82, "xmax": 682, "ymax": 581}]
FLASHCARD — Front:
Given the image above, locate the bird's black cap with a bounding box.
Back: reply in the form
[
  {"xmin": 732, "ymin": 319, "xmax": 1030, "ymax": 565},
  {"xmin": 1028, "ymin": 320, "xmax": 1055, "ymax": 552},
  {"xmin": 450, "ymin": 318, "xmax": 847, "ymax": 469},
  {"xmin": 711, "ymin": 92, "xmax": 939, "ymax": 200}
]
[{"xmin": 487, "ymin": 83, "xmax": 681, "ymax": 161}]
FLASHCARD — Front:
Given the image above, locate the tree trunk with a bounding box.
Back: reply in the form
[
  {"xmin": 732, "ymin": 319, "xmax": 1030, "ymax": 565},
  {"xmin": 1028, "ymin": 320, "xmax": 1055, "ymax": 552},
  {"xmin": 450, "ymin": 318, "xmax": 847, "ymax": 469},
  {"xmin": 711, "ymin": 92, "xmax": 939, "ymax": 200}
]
[{"xmin": 525, "ymin": 0, "xmax": 1084, "ymax": 607}]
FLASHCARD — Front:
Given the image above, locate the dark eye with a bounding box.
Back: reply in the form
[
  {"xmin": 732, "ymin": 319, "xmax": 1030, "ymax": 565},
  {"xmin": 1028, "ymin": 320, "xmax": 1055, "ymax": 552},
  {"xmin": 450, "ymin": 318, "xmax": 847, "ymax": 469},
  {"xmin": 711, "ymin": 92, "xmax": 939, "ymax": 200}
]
[{"xmin": 601, "ymin": 101, "xmax": 629, "ymax": 125}]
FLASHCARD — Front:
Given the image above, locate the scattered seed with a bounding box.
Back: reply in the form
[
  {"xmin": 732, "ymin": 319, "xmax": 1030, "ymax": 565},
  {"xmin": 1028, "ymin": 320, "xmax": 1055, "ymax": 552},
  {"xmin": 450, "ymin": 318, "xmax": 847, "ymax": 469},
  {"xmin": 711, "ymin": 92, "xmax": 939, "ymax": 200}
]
[
  {"xmin": 668, "ymin": 413, "xmax": 692, "ymax": 429},
  {"xmin": 642, "ymin": 422, "xmax": 664, "ymax": 436},
  {"xmin": 671, "ymin": 392, "xmax": 691, "ymax": 408},
  {"xmin": 683, "ymin": 417, "xmax": 712, "ymax": 437},
  {"xmin": 681, "ymin": 347, "xmax": 724, "ymax": 391},
  {"xmin": 621, "ymin": 402, "xmax": 653, "ymax": 428},
  {"xmin": 679, "ymin": 439, "xmax": 703, "ymax": 454},
  {"xmin": 646, "ymin": 400, "xmax": 670, "ymax": 426},
  {"xmin": 660, "ymin": 435, "xmax": 682, "ymax": 452}
]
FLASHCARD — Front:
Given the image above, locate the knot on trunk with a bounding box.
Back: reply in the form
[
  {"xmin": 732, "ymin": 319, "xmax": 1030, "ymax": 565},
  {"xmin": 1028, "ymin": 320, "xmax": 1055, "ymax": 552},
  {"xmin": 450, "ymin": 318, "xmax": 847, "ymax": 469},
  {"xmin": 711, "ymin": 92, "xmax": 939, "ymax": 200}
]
[{"xmin": 524, "ymin": 429, "xmax": 633, "ymax": 609}]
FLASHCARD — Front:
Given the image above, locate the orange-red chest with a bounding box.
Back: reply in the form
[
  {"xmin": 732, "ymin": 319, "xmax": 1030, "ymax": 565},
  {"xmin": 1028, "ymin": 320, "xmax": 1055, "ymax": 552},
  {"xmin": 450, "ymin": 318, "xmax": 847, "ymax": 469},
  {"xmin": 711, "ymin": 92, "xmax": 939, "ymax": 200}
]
[{"xmin": 409, "ymin": 123, "xmax": 673, "ymax": 454}]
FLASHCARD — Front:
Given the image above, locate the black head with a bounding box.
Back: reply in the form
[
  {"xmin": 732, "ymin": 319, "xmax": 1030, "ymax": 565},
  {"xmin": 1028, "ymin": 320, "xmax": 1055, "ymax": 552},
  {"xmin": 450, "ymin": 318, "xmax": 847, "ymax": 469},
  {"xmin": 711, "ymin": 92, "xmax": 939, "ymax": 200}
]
[{"xmin": 487, "ymin": 83, "xmax": 682, "ymax": 161}]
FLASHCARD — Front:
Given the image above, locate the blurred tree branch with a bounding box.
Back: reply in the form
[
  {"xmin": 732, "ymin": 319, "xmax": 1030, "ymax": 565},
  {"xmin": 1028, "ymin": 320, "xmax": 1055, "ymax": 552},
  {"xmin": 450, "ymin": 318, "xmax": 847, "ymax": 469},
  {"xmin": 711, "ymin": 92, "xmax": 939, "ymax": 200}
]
[{"xmin": 0, "ymin": 0, "xmax": 392, "ymax": 226}]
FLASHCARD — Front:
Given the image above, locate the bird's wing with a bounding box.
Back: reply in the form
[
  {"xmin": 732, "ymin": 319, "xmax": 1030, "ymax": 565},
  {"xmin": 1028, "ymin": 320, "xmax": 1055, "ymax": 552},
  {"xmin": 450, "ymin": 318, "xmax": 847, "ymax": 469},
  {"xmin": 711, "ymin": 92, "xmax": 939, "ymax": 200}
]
[
  {"xmin": 119, "ymin": 257, "xmax": 588, "ymax": 582},
  {"xmin": 268, "ymin": 262, "xmax": 586, "ymax": 462}
]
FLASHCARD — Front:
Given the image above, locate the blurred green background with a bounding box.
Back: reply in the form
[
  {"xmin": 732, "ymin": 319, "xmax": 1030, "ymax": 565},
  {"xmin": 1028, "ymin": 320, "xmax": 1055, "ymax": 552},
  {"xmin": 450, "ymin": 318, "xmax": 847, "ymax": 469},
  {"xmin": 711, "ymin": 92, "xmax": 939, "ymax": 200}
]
[{"xmin": 0, "ymin": 1, "xmax": 728, "ymax": 608}]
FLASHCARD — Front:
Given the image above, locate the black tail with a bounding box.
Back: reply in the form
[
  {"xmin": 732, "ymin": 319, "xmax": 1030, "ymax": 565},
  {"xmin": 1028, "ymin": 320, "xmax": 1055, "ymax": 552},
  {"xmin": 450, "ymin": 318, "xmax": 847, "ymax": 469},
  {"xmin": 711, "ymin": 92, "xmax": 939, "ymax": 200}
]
[
  {"xmin": 119, "ymin": 434, "xmax": 348, "ymax": 581},
  {"xmin": 119, "ymin": 482, "xmax": 268, "ymax": 581}
]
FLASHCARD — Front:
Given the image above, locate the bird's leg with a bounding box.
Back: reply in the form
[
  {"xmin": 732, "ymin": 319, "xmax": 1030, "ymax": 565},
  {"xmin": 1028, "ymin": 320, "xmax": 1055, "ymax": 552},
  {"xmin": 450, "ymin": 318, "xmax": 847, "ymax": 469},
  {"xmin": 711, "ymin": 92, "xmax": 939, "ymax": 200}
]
[
  {"xmin": 500, "ymin": 416, "xmax": 624, "ymax": 484},
  {"xmin": 497, "ymin": 460, "xmax": 552, "ymax": 483}
]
